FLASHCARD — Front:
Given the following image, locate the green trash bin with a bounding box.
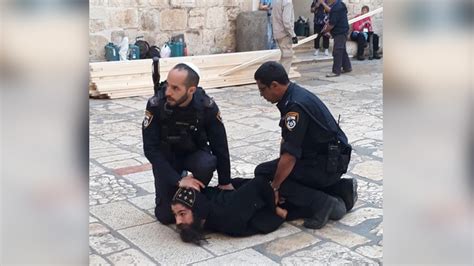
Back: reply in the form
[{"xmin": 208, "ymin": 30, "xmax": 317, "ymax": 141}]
[{"xmin": 169, "ymin": 41, "xmax": 184, "ymax": 57}]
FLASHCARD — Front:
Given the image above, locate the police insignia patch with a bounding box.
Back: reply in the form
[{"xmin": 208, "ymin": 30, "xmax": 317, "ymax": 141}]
[
  {"xmin": 216, "ymin": 111, "xmax": 223, "ymax": 123},
  {"xmin": 143, "ymin": 110, "xmax": 153, "ymax": 129},
  {"xmin": 285, "ymin": 112, "xmax": 299, "ymax": 131}
]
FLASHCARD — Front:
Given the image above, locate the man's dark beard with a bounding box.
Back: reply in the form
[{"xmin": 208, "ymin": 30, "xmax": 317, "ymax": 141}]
[
  {"xmin": 167, "ymin": 91, "xmax": 189, "ymax": 107},
  {"xmin": 176, "ymin": 215, "xmax": 206, "ymax": 246}
]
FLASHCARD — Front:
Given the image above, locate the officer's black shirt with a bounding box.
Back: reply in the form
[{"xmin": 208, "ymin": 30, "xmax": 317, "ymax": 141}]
[
  {"xmin": 328, "ymin": 0, "xmax": 349, "ymax": 36},
  {"xmin": 142, "ymin": 88, "xmax": 231, "ymax": 187},
  {"xmin": 276, "ymin": 83, "xmax": 335, "ymax": 160}
]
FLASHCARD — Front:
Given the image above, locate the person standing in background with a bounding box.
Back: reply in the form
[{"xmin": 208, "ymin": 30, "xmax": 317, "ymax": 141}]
[
  {"xmin": 321, "ymin": 0, "xmax": 352, "ymax": 77},
  {"xmin": 259, "ymin": 0, "xmax": 277, "ymax": 49},
  {"xmin": 311, "ymin": 0, "xmax": 331, "ymax": 57},
  {"xmin": 272, "ymin": 0, "xmax": 298, "ymax": 74}
]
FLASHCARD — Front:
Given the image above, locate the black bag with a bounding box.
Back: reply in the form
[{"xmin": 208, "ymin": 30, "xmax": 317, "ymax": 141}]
[
  {"xmin": 135, "ymin": 38, "xmax": 150, "ymax": 59},
  {"xmin": 147, "ymin": 45, "xmax": 161, "ymax": 58}
]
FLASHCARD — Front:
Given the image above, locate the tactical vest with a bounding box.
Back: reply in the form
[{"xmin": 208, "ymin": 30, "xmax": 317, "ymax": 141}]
[{"xmin": 156, "ymin": 87, "xmax": 209, "ymax": 154}]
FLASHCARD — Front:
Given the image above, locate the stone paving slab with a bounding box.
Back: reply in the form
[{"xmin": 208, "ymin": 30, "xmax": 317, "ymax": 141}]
[
  {"xmin": 90, "ymin": 201, "xmax": 155, "ymax": 230},
  {"xmin": 280, "ymin": 242, "xmax": 378, "ymax": 265},
  {"xmin": 90, "ymin": 233, "xmax": 130, "ymax": 255},
  {"xmin": 128, "ymin": 194, "xmax": 156, "ymax": 210},
  {"xmin": 310, "ymin": 223, "xmax": 371, "ymax": 248},
  {"xmin": 203, "ymin": 223, "xmax": 301, "ymax": 256},
  {"xmin": 89, "ymin": 59, "xmax": 383, "ymax": 264},
  {"xmin": 89, "ymin": 254, "xmax": 111, "ymax": 265},
  {"xmin": 193, "ymin": 248, "xmax": 279, "ymax": 266},
  {"xmin": 118, "ymin": 222, "xmax": 213, "ymax": 265},
  {"xmin": 259, "ymin": 232, "xmax": 321, "ymax": 257},
  {"xmin": 106, "ymin": 248, "xmax": 156, "ymax": 265},
  {"xmin": 122, "ymin": 170, "xmax": 154, "ymax": 184},
  {"xmin": 135, "ymin": 181, "xmax": 155, "ymax": 194},
  {"xmin": 340, "ymin": 207, "xmax": 383, "ymax": 227},
  {"xmin": 89, "ymin": 223, "xmax": 110, "ymax": 236},
  {"xmin": 356, "ymin": 244, "xmax": 383, "ymax": 260}
]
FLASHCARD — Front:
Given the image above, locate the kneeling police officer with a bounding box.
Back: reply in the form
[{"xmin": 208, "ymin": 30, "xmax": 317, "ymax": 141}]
[
  {"xmin": 143, "ymin": 60, "xmax": 233, "ymax": 225},
  {"xmin": 253, "ymin": 61, "xmax": 357, "ymax": 229}
]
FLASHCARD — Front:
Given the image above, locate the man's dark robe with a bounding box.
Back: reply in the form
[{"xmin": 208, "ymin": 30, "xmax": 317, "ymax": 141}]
[{"xmin": 202, "ymin": 178, "xmax": 284, "ymax": 237}]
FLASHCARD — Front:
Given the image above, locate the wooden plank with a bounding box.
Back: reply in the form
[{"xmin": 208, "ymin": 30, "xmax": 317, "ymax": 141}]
[
  {"xmin": 93, "ymin": 65, "xmax": 297, "ymax": 93},
  {"xmin": 92, "ymin": 70, "xmax": 300, "ymax": 99},
  {"xmin": 90, "ymin": 49, "xmax": 274, "ymax": 69},
  {"xmin": 89, "ymin": 50, "xmax": 275, "ymax": 73},
  {"xmin": 218, "ymin": 50, "xmax": 280, "ymax": 77},
  {"xmin": 89, "ymin": 48, "xmax": 302, "ymax": 98},
  {"xmin": 107, "ymin": 90, "xmax": 153, "ymax": 99},
  {"xmin": 92, "ymin": 59, "xmax": 285, "ymax": 88},
  {"xmin": 90, "ymin": 50, "xmax": 280, "ymax": 78}
]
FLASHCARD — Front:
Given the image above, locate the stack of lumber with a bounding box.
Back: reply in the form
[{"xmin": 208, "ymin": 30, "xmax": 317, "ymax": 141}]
[{"xmin": 89, "ymin": 50, "xmax": 301, "ymax": 99}]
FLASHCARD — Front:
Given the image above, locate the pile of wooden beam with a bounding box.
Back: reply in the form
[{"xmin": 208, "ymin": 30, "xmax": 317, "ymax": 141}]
[{"xmin": 89, "ymin": 50, "xmax": 301, "ymax": 99}]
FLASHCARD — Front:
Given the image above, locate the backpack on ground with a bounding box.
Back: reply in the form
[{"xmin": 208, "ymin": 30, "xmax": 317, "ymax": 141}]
[
  {"xmin": 147, "ymin": 45, "xmax": 161, "ymax": 58},
  {"xmin": 134, "ymin": 37, "xmax": 150, "ymax": 59}
]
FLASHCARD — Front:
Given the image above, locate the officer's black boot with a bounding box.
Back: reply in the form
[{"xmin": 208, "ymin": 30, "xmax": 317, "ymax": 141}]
[
  {"xmin": 325, "ymin": 178, "xmax": 358, "ymax": 212},
  {"xmin": 329, "ymin": 197, "xmax": 346, "ymax": 221},
  {"xmin": 303, "ymin": 195, "xmax": 344, "ymax": 229}
]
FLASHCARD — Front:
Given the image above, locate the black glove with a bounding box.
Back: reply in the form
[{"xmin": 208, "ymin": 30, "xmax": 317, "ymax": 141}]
[{"xmin": 292, "ymin": 37, "xmax": 298, "ymax": 44}]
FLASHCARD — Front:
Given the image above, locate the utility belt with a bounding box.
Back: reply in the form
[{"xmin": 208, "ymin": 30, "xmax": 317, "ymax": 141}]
[{"xmin": 302, "ymin": 142, "xmax": 351, "ymax": 174}]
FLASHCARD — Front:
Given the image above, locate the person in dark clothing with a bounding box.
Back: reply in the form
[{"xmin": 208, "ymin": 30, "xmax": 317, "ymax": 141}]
[
  {"xmin": 253, "ymin": 61, "xmax": 357, "ymax": 229},
  {"xmin": 311, "ymin": 0, "xmax": 331, "ymax": 56},
  {"xmin": 142, "ymin": 62, "xmax": 234, "ymax": 225},
  {"xmin": 171, "ymin": 178, "xmax": 288, "ymax": 245},
  {"xmin": 321, "ymin": 0, "xmax": 352, "ymax": 77},
  {"xmin": 350, "ymin": 5, "xmax": 382, "ymax": 60}
]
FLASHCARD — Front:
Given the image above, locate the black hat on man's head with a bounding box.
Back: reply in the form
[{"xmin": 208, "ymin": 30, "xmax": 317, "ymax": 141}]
[{"xmin": 172, "ymin": 187, "xmax": 210, "ymax": 220}]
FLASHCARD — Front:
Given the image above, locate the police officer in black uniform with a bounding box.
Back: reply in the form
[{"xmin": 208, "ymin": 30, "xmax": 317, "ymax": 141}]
[
  {"xmin": 142, "ymin": 62, "xmax": 234, "ymax": 225},
  {"xmin": 253, "ymin": 61, "xmax": 357, "ymax": 229}
]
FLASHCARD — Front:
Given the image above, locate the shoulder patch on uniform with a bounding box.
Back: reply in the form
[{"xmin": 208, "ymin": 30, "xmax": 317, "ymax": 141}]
[
  {"xmin": 202, "ymin": 96, "xmax": 215, "ymax": 108},
  {"xmin": 285, "ymin": 111, "xmax": 299, "ymax": 131},
  {"xmin": 216, "ymin": 111, "xmax": 223, "ymax": 123},
  {"xmin": 143, "ymin": 110, "xmax": 153, "ymax": 129},
  {"xmin": 148, "ymin": 95, "xmax": 160, "ymax": 107}
]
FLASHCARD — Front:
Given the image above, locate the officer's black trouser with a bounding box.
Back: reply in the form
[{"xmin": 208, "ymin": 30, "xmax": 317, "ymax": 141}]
[
  {"xmin": 254, "ymin": 158, "xmax": 342, "ymax": 220},
  {"xmin": 154, "ymin": 149, "xmax": 217, "ymax": 224},
  {"xmin": 332, "ymin": 34, "xmax": 352, "ymax": 75},
  {"xmin": 314, "ymin": 24, "xmax": 329, "ymax": 49}
]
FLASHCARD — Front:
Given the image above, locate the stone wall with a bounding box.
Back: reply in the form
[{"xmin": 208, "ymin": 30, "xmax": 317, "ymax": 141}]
[
  {"xmin": 235, "ymin": 11, "xmax": 268, "ymax": 52},
  {"xmin": 89, "ymin": 0, "xmax": 254, "ymax": 62},
  {"xmin": 89, "ymin": 0, "xmax": 383, "ymax": 62}
]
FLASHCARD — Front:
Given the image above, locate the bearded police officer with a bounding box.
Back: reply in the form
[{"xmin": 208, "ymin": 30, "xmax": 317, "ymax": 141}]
[
  {"xmin": 253, "ymin": 61, "xmax": 357, "ymax": 229},
  {"xmin": 142, "ymin": 62, "xmax": 233, "ymax": 225}
]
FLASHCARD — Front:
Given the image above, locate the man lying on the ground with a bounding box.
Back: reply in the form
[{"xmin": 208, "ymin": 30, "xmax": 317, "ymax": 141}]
[{"xmin": 170, "ymin": 178, "xmax": 288, "ymax": 245}]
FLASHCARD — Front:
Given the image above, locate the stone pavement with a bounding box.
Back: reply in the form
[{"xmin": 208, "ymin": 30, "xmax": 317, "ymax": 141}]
[{"xmin": 89, "ymin": 58, "xmax": 383, "ymax": 265}]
